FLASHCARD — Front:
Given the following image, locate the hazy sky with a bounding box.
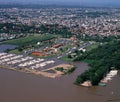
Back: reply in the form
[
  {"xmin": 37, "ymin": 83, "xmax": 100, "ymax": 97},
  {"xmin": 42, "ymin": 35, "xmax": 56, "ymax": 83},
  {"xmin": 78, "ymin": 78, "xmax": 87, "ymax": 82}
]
[{"xmin": 0, "ymin": 0, "xmax": 120, "ymax": 7}]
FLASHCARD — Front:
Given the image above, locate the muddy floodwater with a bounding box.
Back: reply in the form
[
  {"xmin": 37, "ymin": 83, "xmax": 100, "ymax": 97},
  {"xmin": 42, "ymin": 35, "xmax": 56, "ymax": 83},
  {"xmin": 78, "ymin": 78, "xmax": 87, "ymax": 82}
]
[{"xmin": 0, "ymin": 62, "xmax": 120, "ymax": 102}]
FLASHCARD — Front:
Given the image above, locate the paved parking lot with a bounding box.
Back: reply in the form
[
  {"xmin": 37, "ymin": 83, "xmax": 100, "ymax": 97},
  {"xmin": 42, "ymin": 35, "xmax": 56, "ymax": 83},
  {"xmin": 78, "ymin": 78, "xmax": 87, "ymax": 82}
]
[{"xmin": 0, "ymin": 52, "xmax": 57, "ymax": 71}]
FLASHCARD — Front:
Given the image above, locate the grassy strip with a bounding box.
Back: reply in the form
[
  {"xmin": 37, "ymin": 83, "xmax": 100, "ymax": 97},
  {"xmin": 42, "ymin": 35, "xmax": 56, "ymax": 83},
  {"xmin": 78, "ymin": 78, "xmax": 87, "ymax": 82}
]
[
  {"xmin": 86, "ymin": 44, "xmax": 99, "ymax": 51},
  {"xmin": 0, "ymin": 34, "xmax": 55, "ymax": 46},
  {"xmin": 60, "ymin": 56, "xmax": 74, "ymax": 62},
  {"xmin": 9, "ymin": 49, "xmax": 23, "ymax": 54}
]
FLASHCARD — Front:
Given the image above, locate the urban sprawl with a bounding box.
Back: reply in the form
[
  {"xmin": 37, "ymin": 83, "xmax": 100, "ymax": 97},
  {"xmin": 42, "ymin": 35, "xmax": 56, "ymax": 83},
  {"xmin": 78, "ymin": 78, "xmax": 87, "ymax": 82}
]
[
  {"xmin": 0, "ymin": 7, "xmax": 120, "ymax": 40},
  {"xmin": 0, "ymin": 7, "xmax": 119, "ymax": 85}
]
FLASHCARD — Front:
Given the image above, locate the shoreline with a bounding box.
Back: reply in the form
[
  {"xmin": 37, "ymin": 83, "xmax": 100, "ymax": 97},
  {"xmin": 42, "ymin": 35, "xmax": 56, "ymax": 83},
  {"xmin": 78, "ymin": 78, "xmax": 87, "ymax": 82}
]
[
  {"xmin": 0, "ymin": 64, "xmax": 74, "ymax": 78},
  {"xmin": 80, "ymin": 70, "xmax": 118, "ymax": 87},
  {"xmin": 99, "ymin": 70, "xmax": 118, "ymax": 86}
]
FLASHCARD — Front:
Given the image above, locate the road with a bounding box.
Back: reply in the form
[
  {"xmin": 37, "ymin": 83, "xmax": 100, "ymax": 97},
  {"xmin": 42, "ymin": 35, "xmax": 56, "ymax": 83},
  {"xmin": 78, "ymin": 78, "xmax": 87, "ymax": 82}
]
[{"xmin": 57, "ymin": 42, "xmax": 91, "ymax": 59}]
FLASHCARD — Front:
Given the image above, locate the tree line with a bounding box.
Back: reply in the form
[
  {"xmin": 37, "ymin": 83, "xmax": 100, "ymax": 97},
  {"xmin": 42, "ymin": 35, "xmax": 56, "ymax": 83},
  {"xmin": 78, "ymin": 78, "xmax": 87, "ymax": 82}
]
[{"xmin": 75, "ymin": 40, "xmax": 120, "ymax": 85}]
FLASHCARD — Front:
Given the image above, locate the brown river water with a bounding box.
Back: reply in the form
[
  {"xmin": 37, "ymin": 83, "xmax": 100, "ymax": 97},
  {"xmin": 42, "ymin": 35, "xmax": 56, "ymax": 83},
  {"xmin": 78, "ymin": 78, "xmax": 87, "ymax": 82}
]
[{"xmin": 0, "ymin": 62, "xmax": 120, "ymax": 102}]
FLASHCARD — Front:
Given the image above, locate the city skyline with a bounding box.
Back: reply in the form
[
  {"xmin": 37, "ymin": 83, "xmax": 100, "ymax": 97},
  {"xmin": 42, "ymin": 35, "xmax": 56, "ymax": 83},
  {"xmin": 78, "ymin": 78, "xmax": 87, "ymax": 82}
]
[{"xmin": 0, "ymin": 0, "xmax": 120, "ymax": 7}]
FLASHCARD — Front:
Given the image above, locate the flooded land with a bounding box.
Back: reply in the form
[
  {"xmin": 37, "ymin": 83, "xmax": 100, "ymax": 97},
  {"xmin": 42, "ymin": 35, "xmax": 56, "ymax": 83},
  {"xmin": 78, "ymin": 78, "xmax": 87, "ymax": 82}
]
[
  {"xmin": 0, "ymin": 65, "xmax": 120, "ymax": 102},
  {"xmin": 0, "ymin": 44, "xmax": 120, "ymax": 102}
]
